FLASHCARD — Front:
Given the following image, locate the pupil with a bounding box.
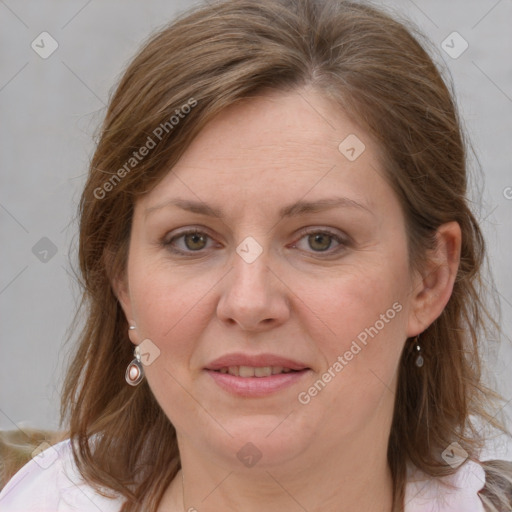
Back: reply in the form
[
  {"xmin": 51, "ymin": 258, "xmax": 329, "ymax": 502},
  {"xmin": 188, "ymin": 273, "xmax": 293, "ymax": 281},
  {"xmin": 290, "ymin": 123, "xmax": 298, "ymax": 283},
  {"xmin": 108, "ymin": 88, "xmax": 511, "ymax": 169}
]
[
  {"xmin": 186, "ymin": 233, "xmax": 206, "ymax": 250},
  {"xmin": 309, "ymin": 233, "xmax": 331, "ymax": 251}
]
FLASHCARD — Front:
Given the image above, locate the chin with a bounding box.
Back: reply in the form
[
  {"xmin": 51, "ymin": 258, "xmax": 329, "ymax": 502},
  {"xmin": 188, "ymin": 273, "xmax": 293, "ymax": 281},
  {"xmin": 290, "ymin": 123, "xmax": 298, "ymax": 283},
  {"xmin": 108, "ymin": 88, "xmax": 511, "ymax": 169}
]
[{"xmin": 199, "ymin": 414, "xmax": 316, "ymax": 470}]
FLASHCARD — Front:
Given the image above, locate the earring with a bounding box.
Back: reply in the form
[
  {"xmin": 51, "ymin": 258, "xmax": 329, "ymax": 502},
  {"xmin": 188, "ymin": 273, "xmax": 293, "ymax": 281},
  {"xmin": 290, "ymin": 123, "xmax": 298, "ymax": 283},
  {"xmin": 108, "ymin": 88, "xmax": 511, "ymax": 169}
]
[
  {"xmin": 125, "ymin": 345, "xmax": 144, "ymax": 386},
  {"xmin": 129, "ymin": 325, "xmax": 136, "ymax": 330},
  {"xmin": 414, "ymin": 335, "xmax": 424, "ymax": 368}
]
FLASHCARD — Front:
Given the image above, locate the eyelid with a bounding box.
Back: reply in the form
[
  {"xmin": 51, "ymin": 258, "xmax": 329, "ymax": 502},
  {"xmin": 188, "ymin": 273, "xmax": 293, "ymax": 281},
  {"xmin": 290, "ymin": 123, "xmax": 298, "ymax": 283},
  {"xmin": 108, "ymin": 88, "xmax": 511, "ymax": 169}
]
[
  {"xmin": 163, "ymin": 227, "xmax": 217, "ymax": 254},
  {"xmin": 294, "ymin": 226, "xmax": 349, "ymax": 242},
  {"xmin": 290, "ymin": 227, "xmax": 350, "ymax": 254},
  {"xmin": 163, "ymin": 226, "xmax": 211, "ymax": 243}
]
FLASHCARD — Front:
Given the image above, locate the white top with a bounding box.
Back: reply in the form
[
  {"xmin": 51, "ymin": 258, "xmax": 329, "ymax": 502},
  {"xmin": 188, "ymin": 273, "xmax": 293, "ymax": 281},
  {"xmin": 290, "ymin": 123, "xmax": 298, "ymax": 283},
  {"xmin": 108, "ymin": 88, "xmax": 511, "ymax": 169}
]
[{"xmin": 0, "ymin": 439, "xmax": 487, "ymax": 511}]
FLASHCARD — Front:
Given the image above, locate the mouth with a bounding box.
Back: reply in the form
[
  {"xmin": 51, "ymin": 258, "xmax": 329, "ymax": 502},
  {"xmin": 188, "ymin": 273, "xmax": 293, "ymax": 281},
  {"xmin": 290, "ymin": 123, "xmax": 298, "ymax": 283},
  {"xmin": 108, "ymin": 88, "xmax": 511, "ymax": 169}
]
[
  {"xmin": 213, "ymin": 366, "xmax": 302, "ymax": 377},
  {"xmin": 205, "ymin": 353, "xmax": 309, "ymax": 372},
  {"xmin": 204, "ymin": 354, "xmax": 311, "ymax": 397}
]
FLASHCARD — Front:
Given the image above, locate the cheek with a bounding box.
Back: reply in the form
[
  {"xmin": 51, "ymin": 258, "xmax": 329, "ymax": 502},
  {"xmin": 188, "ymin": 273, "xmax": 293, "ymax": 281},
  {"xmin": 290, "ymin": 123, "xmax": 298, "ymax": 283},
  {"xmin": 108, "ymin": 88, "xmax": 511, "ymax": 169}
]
[
  {"xmin": 305, "ymin": 263, "xmax": 408, "ymax": 356},
  {"xmin": 128, "ymin": 259, "xmax": 213, "ymax": 361},
  {"xmin": 127, "ymin": 262, "xmax": 216, "ymax": 430},
  {"xmin": 295, "ymin": 259, "xmax": 409, "ymax": 412}
]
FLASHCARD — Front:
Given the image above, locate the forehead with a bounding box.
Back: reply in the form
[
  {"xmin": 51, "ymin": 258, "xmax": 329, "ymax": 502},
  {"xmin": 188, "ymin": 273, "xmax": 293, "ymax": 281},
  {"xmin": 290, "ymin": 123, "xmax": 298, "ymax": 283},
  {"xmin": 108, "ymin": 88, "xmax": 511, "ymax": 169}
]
[
  {"xmin": 138, "ymin": 88, "xmax": 390, "ymax": 217},
  {"xmin": 180, "ymin": 89, "xmax": 366, "ymax": 164}
]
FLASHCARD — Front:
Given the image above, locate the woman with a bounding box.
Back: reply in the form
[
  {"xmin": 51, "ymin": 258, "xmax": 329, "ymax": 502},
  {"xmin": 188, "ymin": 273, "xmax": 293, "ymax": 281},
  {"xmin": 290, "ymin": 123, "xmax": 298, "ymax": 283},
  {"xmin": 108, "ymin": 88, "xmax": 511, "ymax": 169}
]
[{"xmin": 1, "ymin": 0, "xmax": 511, "ymax": 510}]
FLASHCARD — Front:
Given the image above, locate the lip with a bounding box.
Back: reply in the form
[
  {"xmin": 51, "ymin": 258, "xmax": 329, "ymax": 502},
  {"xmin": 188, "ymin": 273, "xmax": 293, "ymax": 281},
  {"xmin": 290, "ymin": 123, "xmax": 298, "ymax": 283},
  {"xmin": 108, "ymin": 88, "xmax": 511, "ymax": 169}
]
[
  {"xmin": 205, "ymin": 353, "xmax": 309, "ymax": 371},
  {"xmin": 206, "ymin": 370, "xmax": 310, "ymax": 397},
  {"xmin": 204, "ymin": 353, "xmax": 311, "ymax": 398}
]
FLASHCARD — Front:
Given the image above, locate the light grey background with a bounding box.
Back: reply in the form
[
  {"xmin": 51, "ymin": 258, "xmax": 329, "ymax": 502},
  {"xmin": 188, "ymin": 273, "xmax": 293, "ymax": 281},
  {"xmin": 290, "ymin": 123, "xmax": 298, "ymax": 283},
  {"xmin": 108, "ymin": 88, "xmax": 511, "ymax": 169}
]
[{"xmin": 1, "ymin": 0, "xmax": 511, "ymax": 458}]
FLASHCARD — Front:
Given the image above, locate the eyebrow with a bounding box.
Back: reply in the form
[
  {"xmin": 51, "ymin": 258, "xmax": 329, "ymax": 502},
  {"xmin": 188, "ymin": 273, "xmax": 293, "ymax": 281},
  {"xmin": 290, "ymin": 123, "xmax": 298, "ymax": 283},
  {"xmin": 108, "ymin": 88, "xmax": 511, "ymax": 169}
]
[{"xmin": 144, "ymin": 196, "xmax": 373, "ymax": 219}]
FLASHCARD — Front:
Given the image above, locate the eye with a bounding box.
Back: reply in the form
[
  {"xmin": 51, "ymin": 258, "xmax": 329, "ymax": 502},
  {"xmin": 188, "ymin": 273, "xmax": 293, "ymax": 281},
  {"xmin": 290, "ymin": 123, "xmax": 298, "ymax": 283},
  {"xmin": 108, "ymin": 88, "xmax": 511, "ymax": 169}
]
[
  {"xmin": 162, "ymin": 227, "xmax": 349, "ymax": 256},
  {"xmin": 292, "ymin": 228, "xmax": 348, "ymax": 255},
  {"xmin": 164, "ymin": 229, "xmax": 215, "ymax": 254}
]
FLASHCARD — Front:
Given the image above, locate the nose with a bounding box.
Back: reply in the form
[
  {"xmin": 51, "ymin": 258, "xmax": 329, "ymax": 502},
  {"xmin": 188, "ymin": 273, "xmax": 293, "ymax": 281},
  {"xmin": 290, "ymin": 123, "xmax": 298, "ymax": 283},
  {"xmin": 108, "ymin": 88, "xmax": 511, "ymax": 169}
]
[{"xmin": 216, "ymin": 250, "xmax": 291, "ymax": 332}]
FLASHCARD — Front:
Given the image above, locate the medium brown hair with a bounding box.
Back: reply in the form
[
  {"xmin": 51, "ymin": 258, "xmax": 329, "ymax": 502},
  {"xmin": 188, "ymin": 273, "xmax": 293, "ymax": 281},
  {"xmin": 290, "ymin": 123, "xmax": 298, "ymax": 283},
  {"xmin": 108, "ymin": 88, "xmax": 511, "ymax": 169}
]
[{"xmin": 60, "ymin": 0, "xmax": 512, "ymax": 510}]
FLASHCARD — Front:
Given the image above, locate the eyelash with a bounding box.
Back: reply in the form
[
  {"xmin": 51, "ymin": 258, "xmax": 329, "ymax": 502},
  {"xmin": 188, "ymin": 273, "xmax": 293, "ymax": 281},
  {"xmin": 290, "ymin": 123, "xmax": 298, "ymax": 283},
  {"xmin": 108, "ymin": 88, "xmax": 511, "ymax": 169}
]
[{"xmin": 162, "ymin": 227, "xmax": 349, "ymax": 257}]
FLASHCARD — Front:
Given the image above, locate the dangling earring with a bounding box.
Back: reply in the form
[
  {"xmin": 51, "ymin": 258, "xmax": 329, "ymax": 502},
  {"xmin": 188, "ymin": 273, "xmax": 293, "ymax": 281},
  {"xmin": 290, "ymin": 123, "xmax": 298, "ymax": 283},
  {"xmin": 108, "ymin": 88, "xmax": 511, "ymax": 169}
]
[
  {"xmin": 414, "ymin": 335, "xmax": 424, "ymax": 367},
  {"xmin": 126, "ymin": 325, "xmax": 144, "ymax": 386},
  {"xmin": 126, "ymin": 345, "xmax": 144, "ymax": 385}
]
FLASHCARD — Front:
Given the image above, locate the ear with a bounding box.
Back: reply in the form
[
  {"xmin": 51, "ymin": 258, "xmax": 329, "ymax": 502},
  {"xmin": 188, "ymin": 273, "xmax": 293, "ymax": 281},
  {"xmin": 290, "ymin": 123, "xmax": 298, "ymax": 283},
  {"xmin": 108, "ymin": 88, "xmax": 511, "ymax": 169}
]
[{"xmin": 406, "ymin": 221, "xmax": 462, "ymax": 337}]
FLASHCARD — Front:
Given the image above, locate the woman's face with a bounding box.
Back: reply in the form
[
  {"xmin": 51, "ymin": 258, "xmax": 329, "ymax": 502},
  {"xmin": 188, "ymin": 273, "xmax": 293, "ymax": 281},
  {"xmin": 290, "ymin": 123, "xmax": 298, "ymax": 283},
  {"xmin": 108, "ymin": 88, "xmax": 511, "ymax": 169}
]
[{"xmin": 118, "ymin": 88, "xmax": 424, "ymax": 470}]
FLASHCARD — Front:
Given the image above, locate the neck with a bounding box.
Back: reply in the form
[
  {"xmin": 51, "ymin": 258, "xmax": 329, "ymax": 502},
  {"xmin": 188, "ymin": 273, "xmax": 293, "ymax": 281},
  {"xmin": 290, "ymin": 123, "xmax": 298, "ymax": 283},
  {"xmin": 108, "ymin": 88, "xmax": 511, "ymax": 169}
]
[{"xmin": 167, "ymin": 430, "xmax": 394, "ymax": 512}]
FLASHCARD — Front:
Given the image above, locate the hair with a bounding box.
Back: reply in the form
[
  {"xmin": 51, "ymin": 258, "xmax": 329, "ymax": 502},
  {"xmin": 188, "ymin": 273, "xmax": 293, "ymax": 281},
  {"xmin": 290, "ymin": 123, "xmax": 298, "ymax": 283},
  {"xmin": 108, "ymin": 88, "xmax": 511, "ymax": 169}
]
[
  {"xmin": 60, "ymin": 0, "xmax": 512, "ymax": 510},
  {"xmin": 0, "ymin": 429, "xmax": 67, "ymax": 491}
]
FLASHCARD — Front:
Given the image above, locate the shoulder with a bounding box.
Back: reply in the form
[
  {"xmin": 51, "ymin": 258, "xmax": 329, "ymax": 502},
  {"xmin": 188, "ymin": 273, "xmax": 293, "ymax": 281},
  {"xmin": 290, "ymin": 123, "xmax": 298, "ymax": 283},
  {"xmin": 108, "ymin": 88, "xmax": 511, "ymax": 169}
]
[
  {"xmin": 405, "ymin": 458, "xmax": 512, "ymax": 512},
  {"xmin": 0, "ymin": 438, "xmax": 126, "ymax": 512},
  {"xmin": 479, "ymin": 459, "xmax": 512, "ymax": 511},
  {"xmin": 405, "ymin": 459, "xmax": 487, "ymax": 511}
]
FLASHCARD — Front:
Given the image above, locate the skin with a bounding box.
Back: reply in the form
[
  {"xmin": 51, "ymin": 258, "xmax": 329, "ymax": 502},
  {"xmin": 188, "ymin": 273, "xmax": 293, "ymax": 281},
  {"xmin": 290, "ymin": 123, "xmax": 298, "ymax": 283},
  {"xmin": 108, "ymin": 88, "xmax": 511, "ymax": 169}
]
[{"xmin": 114, "ymin": 86, "xmax": 461, "ymax": 512}]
